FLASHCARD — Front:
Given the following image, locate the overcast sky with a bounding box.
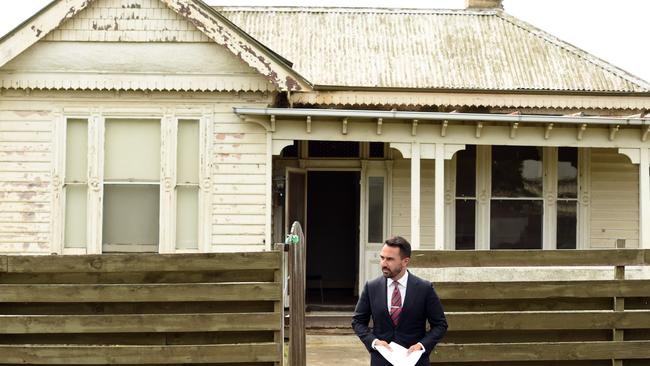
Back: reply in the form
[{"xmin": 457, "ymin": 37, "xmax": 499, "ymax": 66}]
[{"xmin": 1, "ymin": 0, "xmax": 648, "ymax": 83}]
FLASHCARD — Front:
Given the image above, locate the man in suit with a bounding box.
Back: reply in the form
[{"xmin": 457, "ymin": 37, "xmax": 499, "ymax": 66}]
[{"xmin": 352, "ymin": 236, "xmax": 447, "ymax": 366}]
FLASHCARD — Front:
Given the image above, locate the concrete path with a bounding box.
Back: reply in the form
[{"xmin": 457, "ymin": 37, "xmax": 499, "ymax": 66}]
[{"xmin": 306, "ymin": 334, "xmax": 368, "ymax": 366}]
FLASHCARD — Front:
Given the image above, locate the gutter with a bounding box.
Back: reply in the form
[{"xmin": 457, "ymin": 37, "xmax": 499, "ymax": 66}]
[{"xmin": 233, "ymin": 107, "xmax": 649, "ymax": 126}]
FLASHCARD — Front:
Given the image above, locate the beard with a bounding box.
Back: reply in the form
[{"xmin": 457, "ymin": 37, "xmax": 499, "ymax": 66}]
[{"xmin": 381, "ymin": 264, "xmax": 402, "ymax": 279}]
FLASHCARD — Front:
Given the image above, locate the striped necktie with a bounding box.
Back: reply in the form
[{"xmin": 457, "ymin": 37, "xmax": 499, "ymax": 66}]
[{"xmin": 390, "ymin": 281, "xmax": 402, "ymax": 326}]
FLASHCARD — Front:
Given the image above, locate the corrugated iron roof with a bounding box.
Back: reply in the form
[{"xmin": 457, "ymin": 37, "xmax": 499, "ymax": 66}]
[{"xmin": 216, "ymin": 7, "xmax": 650, "ymax": 93}]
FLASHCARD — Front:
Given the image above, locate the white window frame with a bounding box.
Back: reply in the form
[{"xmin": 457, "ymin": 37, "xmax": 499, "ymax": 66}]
[
  {"xmin": 445, "ymin": 145, "xmax": 586, "ymax": 250},
  {"xmin": 54, "ymin": 108, "xmax": 213, "ymax": 254}
]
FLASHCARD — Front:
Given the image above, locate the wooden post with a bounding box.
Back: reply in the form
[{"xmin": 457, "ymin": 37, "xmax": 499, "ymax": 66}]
[
  {"xmin": 411, "ymin": 142, "xmax": 421, "ymax": 249},
  {"xmin": 434, "ymin": 143, "xmax": 445, "ymax": 250},
  {"xmin": 612, "ymin": 239, "xmax": 626, "ymax": 366},
  {"xmin": 274, "ymin": 244, "xmax": 286, "ymax": 366},
  {"xmin": 289, "ymin": 222, "xmax": 306, "ymax": 366},
  {"xmin": 639, "ymin": 148, "xmax": 650, "ymax": 248}
]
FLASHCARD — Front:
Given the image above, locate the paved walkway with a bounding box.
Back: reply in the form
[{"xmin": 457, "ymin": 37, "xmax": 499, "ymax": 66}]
[{"xmin": 306, "ymin": 334, "xmax": 368, "ymax": 366}]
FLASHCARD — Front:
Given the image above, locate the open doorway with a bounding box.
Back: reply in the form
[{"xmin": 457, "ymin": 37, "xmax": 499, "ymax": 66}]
[{"xmin": 306, "ymin": 171, "xmax": 360, "ymax": 308}]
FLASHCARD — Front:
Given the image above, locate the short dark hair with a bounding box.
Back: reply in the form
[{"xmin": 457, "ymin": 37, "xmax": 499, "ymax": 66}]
[{"xmin": 384, "ymin": 236, "xmax": 411, "ymax": 258}]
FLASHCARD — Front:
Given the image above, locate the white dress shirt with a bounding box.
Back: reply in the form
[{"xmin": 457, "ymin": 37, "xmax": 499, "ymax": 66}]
[{"xmin": 371, "ymin": 271, "xmax": 425, "ymax": 352}]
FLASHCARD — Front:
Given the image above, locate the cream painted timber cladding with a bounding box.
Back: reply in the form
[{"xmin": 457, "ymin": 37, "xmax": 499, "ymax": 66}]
[
  {"xmin": 0, "ymin": 42, "xmax": 274, "ymax": 92},
  {"xmin": 391, "ymin": 157, "xmax": 437, "ymax": 249},
  {"xmin": 589, "ymin": 148, "xmax": 639, "ymax": 248},
  {"xmin": 212, "ymin": 111, "xmax": 268, "ymax": 251},
  {"xmin": 0, "ymin": 91, "xmax": 271, "ymax": 254},
  {"xmin": 0, "ymin": 0, "xmax": 308, "ymax": 91},
  {"xmin": 44, "ymin": 0, "xmax": 212, "ymax": 42},
  {"xmin": 0, "ymin": 0, "xmax": 276, "ymax": 93},
  {"xmin": 0, "ymin": 110, "xmax": 53, "ymax": 254}
]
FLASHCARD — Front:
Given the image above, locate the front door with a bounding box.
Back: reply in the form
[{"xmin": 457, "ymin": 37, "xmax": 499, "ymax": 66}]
[{"xmin": 306, "ymin": 171, "xmax": 360, "ymax": 307}]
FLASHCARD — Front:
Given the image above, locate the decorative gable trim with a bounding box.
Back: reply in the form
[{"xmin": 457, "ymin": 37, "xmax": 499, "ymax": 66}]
[
  {"xmin": 160, "ymin": 0, "xmax": 310, "ymax": 91},
  {"xmin": 0, "ymin": 0, "xmax": 92, "ymax": 69},
  {"xmin": 0, "ymin": 0, "xmax": 311, "ymax": 92}
]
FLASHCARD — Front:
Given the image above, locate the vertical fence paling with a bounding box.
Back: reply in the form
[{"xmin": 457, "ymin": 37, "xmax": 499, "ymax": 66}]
[
  {"xmin": 288, "ymin": 221, "xmax": 306, "ymax": 366},
  {"xmin": 612, "ymin": 239, "xmax": 626, "ymax": 366}
]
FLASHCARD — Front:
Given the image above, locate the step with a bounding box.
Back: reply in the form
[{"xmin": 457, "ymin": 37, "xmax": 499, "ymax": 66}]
[{"xmin": 285, "ymin": 311, "xmax": 358, "ymax": 335}]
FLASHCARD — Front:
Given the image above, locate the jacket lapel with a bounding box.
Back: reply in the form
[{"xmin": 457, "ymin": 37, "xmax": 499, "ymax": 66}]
[{"xmin": 381, "ymin": 277, "xmax": 392, "ymax": 324}]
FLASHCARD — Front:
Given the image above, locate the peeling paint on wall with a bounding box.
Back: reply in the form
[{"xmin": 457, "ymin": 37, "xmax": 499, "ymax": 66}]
[{"xmin": 160, "ymin": 0, "xmax": 306, "ymax": 91}]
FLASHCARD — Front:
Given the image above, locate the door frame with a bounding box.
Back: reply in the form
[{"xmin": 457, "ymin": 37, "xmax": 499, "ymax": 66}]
[
  {"xmin": 284, "ymin": 167, "xmax": 308, "ymax": 236},
  {"xmin": 360, "ymin": 160, "xmax": 392, "ymax": 295},
  {"xmin": 281, "ymin": 157, "xmax": 393, "ymax": 298},
  {"xmin": 291, "ymin": 164, "xmax": 363, "ymax": 298}
]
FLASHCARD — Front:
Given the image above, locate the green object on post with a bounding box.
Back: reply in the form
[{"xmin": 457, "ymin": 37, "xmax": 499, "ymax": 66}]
[{"xmin": 285, "ymin": 234, "xmax": 300, "ymax": 245}]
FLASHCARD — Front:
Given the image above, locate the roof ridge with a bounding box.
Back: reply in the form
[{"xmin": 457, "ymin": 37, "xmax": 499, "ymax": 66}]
[
  {"xmin": 496, "ymin": 11, "xmax": 650, "ymax": 92},
  {"xmin": 213, "ymin": 6, "xmax": 496, "ymax": 15}
]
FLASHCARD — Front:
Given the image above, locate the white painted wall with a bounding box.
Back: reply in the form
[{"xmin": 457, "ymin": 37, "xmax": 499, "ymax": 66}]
[
  {"xmin": 0, "ymin": 0, "xmax": 276, "ymax": 254},
  {"xmin": 390, "ymin": 155, "xmax": 437, "ymax": 248},
  {"xmin": 0, "ymin": 90, "xmax": 272, "ymax": 254},
  {"xmin": 0, "ymin": 0, "xmax": 273, "ymax": 93},
  {"xmin": 0, "ymin": 110, "xmax": 53, "ymax": 253},
  {"xmin": 590, "ymin": 148, "xmax": 639, "ymax": 248}
]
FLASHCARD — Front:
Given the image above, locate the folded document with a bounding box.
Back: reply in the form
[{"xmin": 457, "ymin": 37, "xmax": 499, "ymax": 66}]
[{"xmin": 376, "ymin": 342, "xmax": 424, "ymax": 366}]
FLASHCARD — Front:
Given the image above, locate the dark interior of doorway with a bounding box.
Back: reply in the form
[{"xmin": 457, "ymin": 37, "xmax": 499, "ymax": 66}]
[{"xmin": 306, "ymin": 171, "xmax": 360, "ymax": 309}]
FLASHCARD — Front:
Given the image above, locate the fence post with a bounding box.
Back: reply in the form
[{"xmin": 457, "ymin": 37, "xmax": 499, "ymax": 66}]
[
  {"xmin": 612, "ymin": 239, "xmax": 626, "ymax": 366},
  {"xmin": 288, "ymin": 222, "xmax": 306, "ymax": 366},
  {"xmin": 274, "ymin": 243, "xmax": 287, "ymax": 366}
]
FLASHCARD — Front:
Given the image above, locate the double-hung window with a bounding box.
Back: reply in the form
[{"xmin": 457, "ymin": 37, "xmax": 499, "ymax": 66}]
[
  {"xmin": 453, "ymin": 145, "xmax": 579, "ymax": 250},
  {"xmin": 102, "ymin": 119, "xmax": 161, "ymax": 253}
]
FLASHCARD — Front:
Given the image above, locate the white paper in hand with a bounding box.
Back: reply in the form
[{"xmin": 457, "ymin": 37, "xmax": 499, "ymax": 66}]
[{"xmin": 376, "ymin": 342, "xmax": 424, "ymax": 366}]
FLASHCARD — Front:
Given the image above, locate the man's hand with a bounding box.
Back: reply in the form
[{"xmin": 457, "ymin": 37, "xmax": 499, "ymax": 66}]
[
  {"xmin": 375, "ymin": 340, "xmax": 392, "ymax": 351},
  {"xmin": 406, "ymin": 343, "xmax": 423, "ymax": 355}
]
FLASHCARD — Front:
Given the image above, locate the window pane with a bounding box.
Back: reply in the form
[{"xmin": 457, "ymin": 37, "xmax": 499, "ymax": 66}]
[
  {"xmin": 177, "ymin": 120, "xmax": 199, "ymax": 184},
  {"xmin": 492, "ymin": 146, "xmax": 542, "ymax": 197},
  {"xmin": 65, "ymin": 119, "xmax": 87, "ymax": 183},
  {"xmin": 456, "ymin": 145, "xmax": 476, "ymax": 197},
  {"xmin": 455, "ymin": 199, "xmax": 475, "ymax": 250},
  {"xmin": 490, "ymin": 200, "xmax": 542, "ymax": 249},
  {"xmin": 558, "ymin": 147, "xmax": 578, "ymax": 199},
  {"xmin": 308, "ymin": 141, "xmax": 359, "ymax": 158},
  {"xmin": 557, "ymin": 200, "xmax": 577, "ymax": 249},
  {"xmin": 176, "ymin": 186, "xmax": 198, "ymax": 249},
  {"xmin": 368, "ymin": 176, "xmax": 384, "ymax": 243},
  {"xmin": 64, "ymin": 185, "xmax": 86, "ymax": 248},
  {"xmin": 104, "ymin": 119, "xmax": 160, "ymax": 182},
  {"xmin": 103, "ymin": 185, "xmax": 159, "ymax": 252},
  {"xmin": 369, "ymin": 142, "xmax": 385, "ymax": 158}
]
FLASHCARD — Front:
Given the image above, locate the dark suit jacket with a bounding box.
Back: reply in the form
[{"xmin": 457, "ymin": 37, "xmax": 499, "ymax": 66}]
[{"xmin": 352, "ymin": 271, "xmax": 447, "ymax": 366}]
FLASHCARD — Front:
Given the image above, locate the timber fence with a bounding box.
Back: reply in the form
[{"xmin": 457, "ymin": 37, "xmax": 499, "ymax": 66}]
[
  {"xmin": 0, "ymin": 252, "xmax": 283, "ymax": 365},
  {"xmin": 409, "ymin": 249, "xmax": 650, "ymax": 365}
]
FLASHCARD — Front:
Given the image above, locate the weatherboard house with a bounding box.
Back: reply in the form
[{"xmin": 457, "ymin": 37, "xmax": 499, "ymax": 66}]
[{"xmin": 1, "ymin": 0, "xmax": 649, "ymax": 298}]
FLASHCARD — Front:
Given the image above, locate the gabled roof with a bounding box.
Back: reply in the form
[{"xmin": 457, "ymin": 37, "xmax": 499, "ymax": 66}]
[
  {"xmin": 0, "ymin": 0, "xmax": 310, "ymax": 91},
  {"xmin": 217, "ymin": 6, "xmax": 650, "ymax": 93}
]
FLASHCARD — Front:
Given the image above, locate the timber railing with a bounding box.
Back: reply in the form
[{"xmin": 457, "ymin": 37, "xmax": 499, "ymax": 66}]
[
  {"xmin": 0, "ymin": 252, "xmax": 283, "ymax": 365},
  {"xmin": 410, "ymin": 249, "xmax": 650, "ymax": 366}
]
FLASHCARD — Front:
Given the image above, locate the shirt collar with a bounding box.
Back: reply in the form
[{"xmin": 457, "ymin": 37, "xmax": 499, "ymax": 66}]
[{"xmin": 387, "ymin": 270, "xmax": 409, "ymax": 288}]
